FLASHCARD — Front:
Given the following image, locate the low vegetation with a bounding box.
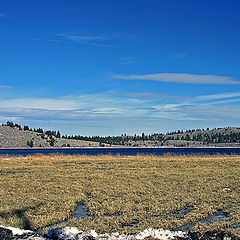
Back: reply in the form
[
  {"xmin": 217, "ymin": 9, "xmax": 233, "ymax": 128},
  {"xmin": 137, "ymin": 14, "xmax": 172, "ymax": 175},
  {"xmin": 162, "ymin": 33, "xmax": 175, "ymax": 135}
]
[{"xmin": 0, "ymin": 154, "xmax": 239, "ymax": 236}]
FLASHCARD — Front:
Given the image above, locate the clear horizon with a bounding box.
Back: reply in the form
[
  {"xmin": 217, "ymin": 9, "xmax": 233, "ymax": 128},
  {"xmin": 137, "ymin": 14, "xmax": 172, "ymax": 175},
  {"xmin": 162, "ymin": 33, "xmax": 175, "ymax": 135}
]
[{"xmin": 0, "ymin": 0, "xmax": 240, "ymax": 136}]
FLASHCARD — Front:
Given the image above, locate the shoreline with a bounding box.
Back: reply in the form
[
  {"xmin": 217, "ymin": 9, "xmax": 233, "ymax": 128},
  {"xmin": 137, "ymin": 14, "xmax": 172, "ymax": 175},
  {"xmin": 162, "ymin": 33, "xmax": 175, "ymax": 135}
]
[{"xmin": 0, "ymin": 146, "xmax": 240, "ymax": 150}]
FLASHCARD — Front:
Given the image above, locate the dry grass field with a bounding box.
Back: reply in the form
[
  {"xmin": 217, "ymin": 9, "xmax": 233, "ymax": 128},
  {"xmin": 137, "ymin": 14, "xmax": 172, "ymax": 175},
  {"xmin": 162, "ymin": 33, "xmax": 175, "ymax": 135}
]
[{"xmin": 0, "ymin": 153, "xmax": 239, "ymax": 236}]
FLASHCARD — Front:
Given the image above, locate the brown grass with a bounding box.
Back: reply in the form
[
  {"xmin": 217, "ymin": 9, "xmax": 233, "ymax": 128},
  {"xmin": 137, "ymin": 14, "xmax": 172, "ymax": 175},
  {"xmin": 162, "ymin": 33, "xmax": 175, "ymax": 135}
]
[{"xmin": 0, "ymin": 153, "xmax": 239, "ymax": 236}]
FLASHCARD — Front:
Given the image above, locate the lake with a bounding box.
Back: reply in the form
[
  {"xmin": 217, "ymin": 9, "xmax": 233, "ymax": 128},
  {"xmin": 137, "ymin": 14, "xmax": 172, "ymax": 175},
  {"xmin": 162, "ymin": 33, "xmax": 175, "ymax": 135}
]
[{"xmin": 0, "ymin": 147, "xmax": 240, "ymax": 156}]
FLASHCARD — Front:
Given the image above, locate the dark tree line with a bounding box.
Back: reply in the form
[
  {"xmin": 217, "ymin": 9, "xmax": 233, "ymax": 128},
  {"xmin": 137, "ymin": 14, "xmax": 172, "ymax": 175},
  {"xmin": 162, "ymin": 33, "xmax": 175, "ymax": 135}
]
[{"xmin": 64, "ymin": 129, "xmax": 240, "ymax": 145}]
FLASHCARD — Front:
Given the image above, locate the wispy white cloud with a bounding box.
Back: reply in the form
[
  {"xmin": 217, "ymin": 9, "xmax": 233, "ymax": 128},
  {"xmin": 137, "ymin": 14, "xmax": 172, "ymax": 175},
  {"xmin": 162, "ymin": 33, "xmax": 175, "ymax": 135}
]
[
  {"xmin": 60, "ymin": 35, "xmax": 104, "ymax": 42},
  {"xmin": 0, "ymin": 116, "xmax": 20, "ymax": 122},
  {"xmin": 7, "ymin": 35, "xmax": 63, "ymax": 44},
  {"xmin": 57, "ymin": 32, "xmax": 137, "ymax": 48},
  {"xmin": 1, "ymin": 90, "xmax": 239, "ymax": 120},
  {"xmin": 175, "ymin": 104, "xmax": 240, "ymax": 120},
  {"xmin": 123, "ymin": 92, "xmax": 189, "ymax": 99},
  {"xmin": 0, "ymin": 98, "xmax": 78, "ymax": 111},
  {"xmin": 112, "ymin": 33, "xmax": 137, "ymax": 40},
  {"xmin": 209, "ymin": 98, "xmax": 240, "ymax": 105},
  {"xmin": 0, "ymin": 85, "xmax": 11, "ymax": 88},
  {"xmin": 173, "ymin": 53, "xmax": 186, "ymax": 59},
  {"xmin": 111, "ymin": 73, "xmax": 240, "ymax": 85},
  {"xmin": 57, "ymin": 33, "xmax": 118, "ymax": 48},
  {"xmin": 0, "ymin": 90, "xmax": 240, "ymax": 135},
  {"xmin": 196, "ymin": 92, "xmax": 240, "ymax": 101},
  {"xmin": 0, "ymin": 13, "xmax": 9, "ymax": 18},
  {"xmin": 27, "ymin": 37, "xmax": 62, "ymax": 43},
  {"xmin": 119, "ymin": 57, "xmax": 136, "ymax": 65},
  {"xmin": 7, "ymin": 32, "xmax": 136, "ymax": 48}
]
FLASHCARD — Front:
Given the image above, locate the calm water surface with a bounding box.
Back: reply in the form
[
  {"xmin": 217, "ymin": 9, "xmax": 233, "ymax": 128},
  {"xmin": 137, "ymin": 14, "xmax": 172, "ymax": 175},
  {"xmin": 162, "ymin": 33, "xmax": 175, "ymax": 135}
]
[{"xmin": 0, "ymin": 147, "xmax": 240, "ymax": 156}]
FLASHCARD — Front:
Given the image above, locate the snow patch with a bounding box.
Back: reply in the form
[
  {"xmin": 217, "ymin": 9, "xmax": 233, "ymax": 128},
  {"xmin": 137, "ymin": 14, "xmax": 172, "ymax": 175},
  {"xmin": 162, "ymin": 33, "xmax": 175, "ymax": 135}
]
[
  {"xmin": 46, "ymin": 226, "xmax": 81, "ymax": 240},
  {"xmin": 0, "ymin": 225, "xmax": 34, "ymax": 236},
  {"xmin": 45, "ymin": 227, "xmax": 187, "ymax": 240}
]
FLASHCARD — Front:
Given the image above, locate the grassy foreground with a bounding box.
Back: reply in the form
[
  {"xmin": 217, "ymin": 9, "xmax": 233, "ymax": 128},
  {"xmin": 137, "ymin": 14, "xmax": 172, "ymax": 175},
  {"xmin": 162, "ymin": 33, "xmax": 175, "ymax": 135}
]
[{"xmin": 0, "ymin": 153, "xmax": 239, "ymax": 236}]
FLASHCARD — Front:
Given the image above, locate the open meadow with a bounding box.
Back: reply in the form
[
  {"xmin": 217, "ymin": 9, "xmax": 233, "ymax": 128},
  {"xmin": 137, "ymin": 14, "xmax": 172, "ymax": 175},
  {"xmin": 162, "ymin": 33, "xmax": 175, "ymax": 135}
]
[{"xmin": 0, "ymin": 153, "xmax": 239, "ymax": 236}]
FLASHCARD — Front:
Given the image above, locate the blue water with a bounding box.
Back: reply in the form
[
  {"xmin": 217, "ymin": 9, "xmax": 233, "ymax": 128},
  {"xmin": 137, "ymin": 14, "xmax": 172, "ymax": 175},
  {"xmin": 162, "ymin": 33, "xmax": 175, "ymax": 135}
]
[{"xmin": 0, "ymin": 147, "xmax": 240, "ymax": 156}]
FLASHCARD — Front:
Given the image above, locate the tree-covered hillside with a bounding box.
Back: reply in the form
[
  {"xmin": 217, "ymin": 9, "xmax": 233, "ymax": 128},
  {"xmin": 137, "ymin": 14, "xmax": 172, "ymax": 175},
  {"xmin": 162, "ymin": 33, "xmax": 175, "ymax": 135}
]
[
  {"xmin": 2, "ymin": 121, "xmax": 240, "ymax": 148},
  {"xmin": 64, "ymin": 126, "xmax": 240, "ymax": 147}
]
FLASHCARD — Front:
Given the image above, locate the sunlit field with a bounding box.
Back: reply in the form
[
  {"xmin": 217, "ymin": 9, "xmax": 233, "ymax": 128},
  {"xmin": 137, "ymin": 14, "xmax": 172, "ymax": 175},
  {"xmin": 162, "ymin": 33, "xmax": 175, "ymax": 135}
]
[{"xmin": 0, "ymin": 154, "xmax": 239, "ymax": 236}]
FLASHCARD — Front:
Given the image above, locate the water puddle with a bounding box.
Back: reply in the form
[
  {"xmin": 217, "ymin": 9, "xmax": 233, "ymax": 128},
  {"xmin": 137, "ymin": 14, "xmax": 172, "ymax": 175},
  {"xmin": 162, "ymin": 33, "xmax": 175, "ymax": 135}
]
[
  {"xmin": 39, "ymin": 201, "xmax": 91, "ymax": 231},
  {"xmin": 95, "ymin": 168, "xmax": 112, "ymax": 171},
  {"xmin": 170, "ymin": 207, "xmax": 192, "ymax": 217},
  {"xmin": 54, "ymin": 162, "xmax": 75, "ymax": 168},
  {"xmin": 145, "ymin": 215, "xmax": 159, "ymax": 219},
  {"xmin": 72, "ymin": 201, "xmax": 90, "ymax": 219},
  {"xmin": 232, "ymin": 223, "xmax": 240, "ymax": 229},
  {"xmin": 54, "ymin": 161, "xmax": 73, "ymax": 165},
  {"xmin": 200, "ymin": 211, "xmax": 230, "ymax": 224},
  {"xmin": 104, "ymin": 212, "xmax": 122, "ymax": 217},
  {"xmin": 173, "ymin": 211, "xmax": 230, "ymax": 231},
  {"xmin": 122, "ymin": 221, "xmax": 139, "ymax": 227},
  {"xmin": 75, "ymin": 162, "xmax": 92, "ymax": 166},
  {"xmin": 0, "ymin": 170, "xmax": 27, "ymax": 175}
]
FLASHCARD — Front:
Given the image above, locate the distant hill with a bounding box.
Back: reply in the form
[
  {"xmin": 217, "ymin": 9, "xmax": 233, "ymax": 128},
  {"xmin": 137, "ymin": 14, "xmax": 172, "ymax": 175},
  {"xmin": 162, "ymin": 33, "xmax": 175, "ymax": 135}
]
[
  {"xmin": 0, "ymin": 122, "xmax": 103, "ymax": 148},
  {"xmin": 124, "ymin": 127, "xmax": 240, "ymax": 147},
  {"xmin": 1, "ymin": 121, "xmax": 240, "ymax": 148},
  {"xmin": 67, "ymin": 126, "xmax": 240, "ymax": 148}
]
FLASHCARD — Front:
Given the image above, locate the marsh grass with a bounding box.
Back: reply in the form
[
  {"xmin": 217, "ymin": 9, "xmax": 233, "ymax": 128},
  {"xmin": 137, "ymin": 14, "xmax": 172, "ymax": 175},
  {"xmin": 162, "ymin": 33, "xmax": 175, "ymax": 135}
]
[{"xmin": 0, "ymin": 154, "xmax": 239, "ymax": 236}]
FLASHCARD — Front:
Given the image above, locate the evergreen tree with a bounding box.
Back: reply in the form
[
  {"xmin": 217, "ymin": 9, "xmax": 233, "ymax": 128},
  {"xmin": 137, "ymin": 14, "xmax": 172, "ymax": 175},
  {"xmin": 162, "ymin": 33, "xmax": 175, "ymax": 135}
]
[
  {"xmin": 7, "ymin": 121, "xmax": 14, "ymax": 128},
  {"xmin": 50, "ymin": 138, "xmax": 55, "ymax": 147},
  {"xmin": 56, "ymin": 130, "xmax": 61, "ymax": 138},
  {"xmin": 27, "ymin": 140, "xmax": 33, "ymax": 148},
  {"xmin": 24, "ymin": 125, "xmax": 30, "ymax": 131}
]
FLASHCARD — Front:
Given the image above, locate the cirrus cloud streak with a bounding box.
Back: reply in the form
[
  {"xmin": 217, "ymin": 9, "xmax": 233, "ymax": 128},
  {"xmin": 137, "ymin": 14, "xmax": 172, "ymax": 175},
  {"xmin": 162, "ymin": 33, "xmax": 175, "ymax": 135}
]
[{"xmin": 111, "ymin": 73, "xmax": 240, "ymax": 85}]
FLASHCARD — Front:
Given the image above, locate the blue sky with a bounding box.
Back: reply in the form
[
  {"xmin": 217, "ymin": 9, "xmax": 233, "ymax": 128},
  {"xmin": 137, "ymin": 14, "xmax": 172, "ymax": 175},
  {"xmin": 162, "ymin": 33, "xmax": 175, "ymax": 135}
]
[{"xmin": 0, "ymin": 0, "xmax": 240, "ymax": 136}]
